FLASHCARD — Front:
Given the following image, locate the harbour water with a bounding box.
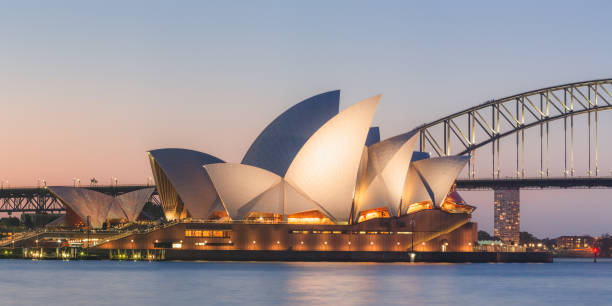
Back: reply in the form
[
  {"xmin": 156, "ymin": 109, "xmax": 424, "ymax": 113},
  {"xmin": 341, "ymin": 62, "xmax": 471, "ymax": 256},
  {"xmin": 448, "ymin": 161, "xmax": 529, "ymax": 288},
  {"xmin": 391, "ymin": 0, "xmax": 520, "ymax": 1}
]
[{"xmin": 0, "ymin": 258, "xmax": 610, "ymax": 305}]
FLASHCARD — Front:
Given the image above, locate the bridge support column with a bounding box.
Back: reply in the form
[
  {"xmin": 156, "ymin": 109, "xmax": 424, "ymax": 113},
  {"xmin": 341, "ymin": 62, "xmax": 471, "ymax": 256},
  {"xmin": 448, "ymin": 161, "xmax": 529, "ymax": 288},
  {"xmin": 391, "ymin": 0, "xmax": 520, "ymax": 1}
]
[{"xmin": 493, "ymin": 188, "xmax": 520, "ymax": 245}]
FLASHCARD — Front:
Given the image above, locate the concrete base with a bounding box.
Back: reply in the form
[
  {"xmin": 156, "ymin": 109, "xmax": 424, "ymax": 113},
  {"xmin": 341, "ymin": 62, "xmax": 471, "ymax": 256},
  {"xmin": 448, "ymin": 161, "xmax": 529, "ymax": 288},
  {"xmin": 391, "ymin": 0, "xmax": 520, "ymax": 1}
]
[{"xmin": 159, "ymin": 250, "xmax": 553, "ymax": 263}]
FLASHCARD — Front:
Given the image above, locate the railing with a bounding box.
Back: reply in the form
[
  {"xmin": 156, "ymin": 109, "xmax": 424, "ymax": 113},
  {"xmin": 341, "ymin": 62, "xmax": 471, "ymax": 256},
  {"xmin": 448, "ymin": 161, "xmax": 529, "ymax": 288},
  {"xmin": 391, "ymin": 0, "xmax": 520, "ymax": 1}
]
[
  {"xmin": 474, "ymin": 244, "xmax": 526, "ymax": 252},
  {"xmin": 0, "ymin": 231, "xmax": 41, "ymax": 247}
]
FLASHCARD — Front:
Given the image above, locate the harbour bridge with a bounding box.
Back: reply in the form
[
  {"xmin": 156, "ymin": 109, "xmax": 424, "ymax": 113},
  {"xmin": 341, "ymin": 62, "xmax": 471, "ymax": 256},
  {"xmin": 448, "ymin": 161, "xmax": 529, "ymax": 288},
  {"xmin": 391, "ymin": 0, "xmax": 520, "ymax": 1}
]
[
  {"xmin": 0, "ymin": 185, "xmax": 160, "ymax": 214},
  {"xmin": 1, "ymin": 79, "xmax": 611, "ymax": 215}
]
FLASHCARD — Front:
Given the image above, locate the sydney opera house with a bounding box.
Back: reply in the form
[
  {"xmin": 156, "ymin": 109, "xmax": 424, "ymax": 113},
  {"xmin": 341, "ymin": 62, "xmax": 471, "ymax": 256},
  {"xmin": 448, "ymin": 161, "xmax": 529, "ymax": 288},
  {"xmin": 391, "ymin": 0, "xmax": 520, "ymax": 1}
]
[{"xmin": 45, "ymin": 90, "xmax": 477, "ymax": 256}]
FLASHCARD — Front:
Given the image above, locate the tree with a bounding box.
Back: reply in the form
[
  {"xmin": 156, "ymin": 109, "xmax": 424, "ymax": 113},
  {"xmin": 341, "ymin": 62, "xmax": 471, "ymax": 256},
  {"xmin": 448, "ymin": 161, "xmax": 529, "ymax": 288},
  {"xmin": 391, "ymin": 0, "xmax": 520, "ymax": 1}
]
[
  {"xmin": 520, "ymin": 231, "xmax": 540, "ymax": 245},
  {"xmin": 478, "ymin": 230, "xmax": 493, "ymax": 241}
]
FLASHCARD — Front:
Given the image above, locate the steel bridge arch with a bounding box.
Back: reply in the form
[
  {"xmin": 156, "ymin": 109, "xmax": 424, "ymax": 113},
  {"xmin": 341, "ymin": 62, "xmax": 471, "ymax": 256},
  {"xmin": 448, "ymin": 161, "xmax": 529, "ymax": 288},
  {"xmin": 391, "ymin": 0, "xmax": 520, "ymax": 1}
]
[{"xmin": 417, "ymin": 78, "xmax": 612, "ymax": 178}]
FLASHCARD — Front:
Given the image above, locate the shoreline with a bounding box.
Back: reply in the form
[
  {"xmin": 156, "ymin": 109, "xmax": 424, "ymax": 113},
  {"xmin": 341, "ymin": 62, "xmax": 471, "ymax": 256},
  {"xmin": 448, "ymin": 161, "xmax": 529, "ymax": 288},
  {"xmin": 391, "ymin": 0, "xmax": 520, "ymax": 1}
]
[{"xmin": 1, "ymin": 248, "xmax": 553, "ymax": 263}]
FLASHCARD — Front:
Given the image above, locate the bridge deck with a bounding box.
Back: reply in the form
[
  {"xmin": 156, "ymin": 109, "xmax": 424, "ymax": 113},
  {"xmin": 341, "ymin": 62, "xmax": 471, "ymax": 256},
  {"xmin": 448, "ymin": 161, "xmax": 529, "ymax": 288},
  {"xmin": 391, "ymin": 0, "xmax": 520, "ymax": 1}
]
[
  {"xmin": 455, "ymin": 177, "xmax": 612, "ymax": 190},
  {"xmin": 1, "ymin": 178, "xmax": 610, "ymax": 214}
]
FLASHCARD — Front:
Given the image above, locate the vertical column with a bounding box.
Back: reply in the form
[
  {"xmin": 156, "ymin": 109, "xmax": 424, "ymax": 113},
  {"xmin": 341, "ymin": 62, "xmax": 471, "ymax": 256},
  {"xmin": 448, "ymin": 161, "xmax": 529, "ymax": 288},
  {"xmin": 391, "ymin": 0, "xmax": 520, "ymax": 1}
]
[
  {"xmin": 496, "ymin": 105, "xmax": 500, "ymax": 178},
  {"xmin": 446, "ymin": 120, "xmax": 451, "ymax": 156},
  {"xmin": 595, "ymin": 85, "xmax": 599, "ymax": 176},
  {"xmin": 443, "ymin": 121, "xmax": 447, "ymax": 157},
  {"xmin": 420, "ymin": 129, "xmax": 425, "ymax": 152},
  {"xmin": 570, "ymin": 88, "xmax": 575, "ymax": 176},
  {"xmin": 564, "ymin": 90, "xmax": 568, "ymax": 177},
  {"xmin": 546, "ymin": 91, "xmax": 550, "ymax": 177},
  {"xmin": 539, "ymin": 94, "xmax": 543, "ymax": 178},
  {"xmin": 588, "ymin": 86, "xmax": 592, "ymax": 176},
  {"xmin": 472, "ymin": 112, "xmax": 476, "ymax": 179},
  {"xmin": 516, "ymin": 99, "xmax": 520, "ymax": 178},
  {"xmin": 467, "ymin": 113, "xmax": 474, "ymax": 179},
  {"xmin": 521, "ymin": 98, "xmax": 525, "ymax": 178},
  {"xmin": 491, "ymin": 106, "xmax": 496, "ymax": 179}
]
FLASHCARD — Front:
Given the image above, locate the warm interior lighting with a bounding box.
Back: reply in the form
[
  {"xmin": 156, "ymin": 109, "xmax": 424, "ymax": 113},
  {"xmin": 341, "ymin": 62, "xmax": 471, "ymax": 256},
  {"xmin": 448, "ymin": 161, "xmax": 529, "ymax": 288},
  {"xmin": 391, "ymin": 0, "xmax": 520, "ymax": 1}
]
[
  {"xmin": 356, "ymin": 207, "xmax": 390, "ymax": 223},
  {"xmin": 246, "ymin": 212, "xmax": 282, "ymax": 223},
  {"xmin": 208, "ymin": 211, "xmax": 230, "ymax": 221},
  {"xmin": 185, "ymin": 230, "xmax": 231, "ymax": 238},
  {"xmin": 440, "ymin": 192, "xmax": 476, "ymax": 214},
  {"xmin": 287, "ymin": 210, "xmax": 333, "ymax": 224},
  {"xmin": 406, "ymin": 201, "xmax": 432, "ymax": 214}
]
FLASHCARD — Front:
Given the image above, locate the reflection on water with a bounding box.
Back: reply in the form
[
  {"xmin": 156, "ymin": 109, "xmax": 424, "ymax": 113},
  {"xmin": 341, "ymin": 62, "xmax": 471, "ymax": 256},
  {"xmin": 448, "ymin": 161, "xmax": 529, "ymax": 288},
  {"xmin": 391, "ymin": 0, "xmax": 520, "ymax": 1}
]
[{"xmin": 0, "ymin": 259, "xmax": 611, "ymax": 306}]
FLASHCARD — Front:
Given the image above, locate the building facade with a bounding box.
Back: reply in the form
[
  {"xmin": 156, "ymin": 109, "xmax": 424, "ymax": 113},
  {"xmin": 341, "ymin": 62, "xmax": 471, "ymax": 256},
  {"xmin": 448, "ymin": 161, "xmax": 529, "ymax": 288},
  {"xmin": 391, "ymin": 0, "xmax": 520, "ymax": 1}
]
[
  {"xmin": 556, "ymin": 236, "xmax": 594, "ymax": 249},
  {"xmin": 494, "ymin": 188, "xmax": 520, "ymax": 244},
  {"xmin": 36, "ymin": 90, "xmax": 479, "ymax": 255}
]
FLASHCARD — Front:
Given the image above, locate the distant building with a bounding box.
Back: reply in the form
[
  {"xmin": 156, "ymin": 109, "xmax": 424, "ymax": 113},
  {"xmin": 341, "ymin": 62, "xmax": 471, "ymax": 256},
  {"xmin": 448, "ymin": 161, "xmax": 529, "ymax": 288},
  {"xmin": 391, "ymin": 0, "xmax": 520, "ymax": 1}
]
[
  {"xmin": 556, "ymin": 236, "xmax": 594, "ymax": 249},
  {"xmin": 494, "ymin": 189, "xmax": 520, "ymax": 244}
]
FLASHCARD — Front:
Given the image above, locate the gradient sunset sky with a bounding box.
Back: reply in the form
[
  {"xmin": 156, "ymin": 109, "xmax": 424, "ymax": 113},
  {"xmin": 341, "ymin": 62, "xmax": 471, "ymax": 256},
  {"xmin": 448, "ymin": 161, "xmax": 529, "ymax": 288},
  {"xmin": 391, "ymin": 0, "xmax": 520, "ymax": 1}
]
[{"xmin": 2, "ymin": 1, "xmax": 612, "ymax": 237}]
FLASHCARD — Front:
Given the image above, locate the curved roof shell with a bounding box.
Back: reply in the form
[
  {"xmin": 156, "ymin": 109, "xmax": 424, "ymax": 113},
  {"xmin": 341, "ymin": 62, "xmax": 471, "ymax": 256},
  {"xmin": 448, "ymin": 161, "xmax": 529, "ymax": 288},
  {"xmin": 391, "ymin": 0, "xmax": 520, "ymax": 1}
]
[
  {"xmin": 402, "ymin": 156, "xmax": 469, "ymax": 210},
  {"xmin": 116, "ymin": 188, "xmax": 155, "ymax": 221},
  {"xmin": 47, "ymin": 186, "xmax": 114, "ymax": 228},
  {"xmin": 204, "ymin": 163, "xmax": 282, "ymax": 220},
  {"xmin": 285, "ymin": 95, "xmax": 380, "ymax": 222},
  {"xmin": 48, "ymin": 187, "xmax": 155, "ymax": 227},
  {"xmin": 148, "ymin": 148, "xmax": 224, "ymax": 220},
  {"xmin": 357, "ymin": 130, "xmax": 419, "ymax": 218},
  {"xmin": 241, "ymin": 90, "xmax": 340, "ymax": 177},
  {"xmin": 401, "ymin": 165, "xmax": 432, "ymax": 212},
  {"xmin": 283, "ymin": 181, "xmax": 330, "ymax": 216},
  {"xmin": 106, "ymin": 201, "xmax": 127, "ymax": 220}
]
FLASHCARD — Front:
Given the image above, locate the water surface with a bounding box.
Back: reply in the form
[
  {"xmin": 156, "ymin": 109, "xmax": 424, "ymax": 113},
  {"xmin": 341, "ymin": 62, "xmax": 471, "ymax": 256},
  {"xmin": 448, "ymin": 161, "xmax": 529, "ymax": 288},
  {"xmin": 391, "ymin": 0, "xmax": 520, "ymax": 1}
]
[{"xmin": 0, "ymin": 258, "xmax": 610, "ymax": 305}]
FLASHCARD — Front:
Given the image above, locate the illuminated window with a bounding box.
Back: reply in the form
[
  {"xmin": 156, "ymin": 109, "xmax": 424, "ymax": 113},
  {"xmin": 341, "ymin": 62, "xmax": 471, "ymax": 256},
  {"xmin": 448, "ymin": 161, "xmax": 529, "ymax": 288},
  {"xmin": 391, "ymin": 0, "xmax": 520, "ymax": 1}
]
[
  {"xmin": 406, "ymin": 201, "xmax": 432, "ymax": 214},
  {"xmin": 357, "ymin": 207, "xmax": 390, "ymax": 223},
  {"xmin": 185, "ymin": 229, "xmax": 231, "ymax": 238},
  {"xmin": 245, "ymin": 212, "xmax": 282, "ymax": 223},
  {"xmin": 287, "ymin": 210, "xmax": 333, "ymax": 224}
]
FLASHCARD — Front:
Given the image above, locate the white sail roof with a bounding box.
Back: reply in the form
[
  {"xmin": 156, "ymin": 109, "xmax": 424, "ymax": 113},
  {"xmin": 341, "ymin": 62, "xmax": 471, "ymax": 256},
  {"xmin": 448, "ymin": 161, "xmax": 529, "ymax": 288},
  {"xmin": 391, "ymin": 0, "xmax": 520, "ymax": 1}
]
[
  {"xmin": 116, "ymin": 188, "xmax": 155, "ymax": 221},
  {"xmin": 148, "ymin": 149, "xmax": 224, "ymax": 220},
  {"xmin": 285, "ymin": 95, "xmax": 380, "ymax": 222},
  {"xmin": 48, "ymin": 187, "xmax": 156, "ymax": 227},
  {"xmin": 47, "ymin": 186, "xmax": 114, "ymax": 228},
  {"xmin": 357, "ymin": 131, "xmax": 419, "ymax": 217},
  {"xmin": 402, "ymin": 156, "xmax": 469, "ymax": 210},
  {"xmin": 241, "ymin": 90, "xmax": 340, "ymax": 176},
  {"xmin": 204, "ymin": 163, "xmax": 282, "ymax": 220}
]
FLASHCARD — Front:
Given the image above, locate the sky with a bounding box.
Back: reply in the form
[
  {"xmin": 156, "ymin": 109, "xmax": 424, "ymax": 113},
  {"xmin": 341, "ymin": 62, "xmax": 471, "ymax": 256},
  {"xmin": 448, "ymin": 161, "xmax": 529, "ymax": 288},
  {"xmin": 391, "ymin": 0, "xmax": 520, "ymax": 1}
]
[{"xmin": 1, "ymin": 0, "xmax": 611, "ymax": 237}]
